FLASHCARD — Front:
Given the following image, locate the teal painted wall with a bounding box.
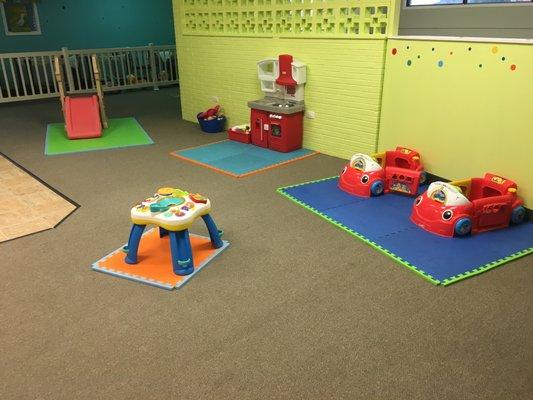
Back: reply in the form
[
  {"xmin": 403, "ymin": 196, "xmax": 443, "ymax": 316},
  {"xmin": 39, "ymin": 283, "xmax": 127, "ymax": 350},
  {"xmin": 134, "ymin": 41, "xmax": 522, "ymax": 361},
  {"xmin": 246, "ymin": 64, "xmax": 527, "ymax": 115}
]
[{"xmin": 0, "ymin": 0, "xmax": 175, "ymax": 53}]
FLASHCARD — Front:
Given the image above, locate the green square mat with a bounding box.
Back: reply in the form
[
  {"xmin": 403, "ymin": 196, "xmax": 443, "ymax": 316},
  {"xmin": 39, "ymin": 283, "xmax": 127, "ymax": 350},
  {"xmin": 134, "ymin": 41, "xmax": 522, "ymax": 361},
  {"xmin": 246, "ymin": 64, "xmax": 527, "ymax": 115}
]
[{"xmin": 45, "ymin": 117, "xmax": 153, "ymax": 155}]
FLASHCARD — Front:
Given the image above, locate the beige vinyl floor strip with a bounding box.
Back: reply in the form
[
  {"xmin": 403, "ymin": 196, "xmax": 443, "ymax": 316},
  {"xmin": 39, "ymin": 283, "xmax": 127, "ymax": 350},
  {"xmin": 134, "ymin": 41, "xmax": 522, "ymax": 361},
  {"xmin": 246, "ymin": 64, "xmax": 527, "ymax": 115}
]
[{"xmin": 0, "ymin": 156, "xmax": 76, "ymax": 242}]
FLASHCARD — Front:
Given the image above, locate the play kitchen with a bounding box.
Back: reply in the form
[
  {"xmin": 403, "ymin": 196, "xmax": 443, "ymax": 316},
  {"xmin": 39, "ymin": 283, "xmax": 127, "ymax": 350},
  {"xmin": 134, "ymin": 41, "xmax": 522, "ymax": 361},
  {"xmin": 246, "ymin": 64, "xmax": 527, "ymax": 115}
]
[{"xmin": 229, "ymin": 54, "xmax": 307, "ymax": 153}]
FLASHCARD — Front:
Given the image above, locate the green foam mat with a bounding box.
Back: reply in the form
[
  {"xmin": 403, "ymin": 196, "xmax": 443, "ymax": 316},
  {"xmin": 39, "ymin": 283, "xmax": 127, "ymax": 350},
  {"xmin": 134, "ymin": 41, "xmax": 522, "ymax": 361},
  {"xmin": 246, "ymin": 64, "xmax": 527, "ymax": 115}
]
[{"xmin": 45, "ymin": 117, "xmax": 153, "ymax": 155}]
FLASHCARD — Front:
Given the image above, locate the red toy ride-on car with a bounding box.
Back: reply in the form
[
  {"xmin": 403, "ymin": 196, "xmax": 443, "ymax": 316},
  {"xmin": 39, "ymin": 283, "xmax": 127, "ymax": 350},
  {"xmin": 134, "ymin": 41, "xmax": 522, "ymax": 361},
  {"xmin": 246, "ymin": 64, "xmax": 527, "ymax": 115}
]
[
  {"xmin": 411, "ymin": 173, "xmax": 527, "ymax": 237},
  {"xmin": 339, "ymin": 146, "xmax": 426, "ymax": 197}
]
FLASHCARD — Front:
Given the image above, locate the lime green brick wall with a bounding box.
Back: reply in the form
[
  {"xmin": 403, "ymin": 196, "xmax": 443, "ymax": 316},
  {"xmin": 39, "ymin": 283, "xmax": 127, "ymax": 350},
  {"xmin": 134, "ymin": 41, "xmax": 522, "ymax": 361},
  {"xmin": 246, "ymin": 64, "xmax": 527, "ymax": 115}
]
[
  {"xmin": 173, "ymin": 0, "xmax": 400, "ymax": 158},
  {"xmin": 379, "ymin": 39, "xmax": 533, "ymax": 206}
]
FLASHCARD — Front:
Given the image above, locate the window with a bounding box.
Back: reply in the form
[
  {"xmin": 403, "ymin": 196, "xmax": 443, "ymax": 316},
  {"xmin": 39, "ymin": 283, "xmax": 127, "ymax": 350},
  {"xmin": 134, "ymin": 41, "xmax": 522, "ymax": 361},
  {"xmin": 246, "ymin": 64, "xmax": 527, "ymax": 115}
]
[{"xmin": 408, "ymin": 0, "xmax": 532, "ymax": 6}]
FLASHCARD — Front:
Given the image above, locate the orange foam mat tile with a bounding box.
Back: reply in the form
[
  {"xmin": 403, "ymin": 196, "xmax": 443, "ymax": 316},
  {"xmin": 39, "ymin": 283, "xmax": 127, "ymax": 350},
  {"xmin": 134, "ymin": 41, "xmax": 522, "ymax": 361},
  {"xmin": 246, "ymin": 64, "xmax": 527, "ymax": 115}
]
[{"xmin": 92, "ymin": 229, "xmax": 229, "ymax": 290}]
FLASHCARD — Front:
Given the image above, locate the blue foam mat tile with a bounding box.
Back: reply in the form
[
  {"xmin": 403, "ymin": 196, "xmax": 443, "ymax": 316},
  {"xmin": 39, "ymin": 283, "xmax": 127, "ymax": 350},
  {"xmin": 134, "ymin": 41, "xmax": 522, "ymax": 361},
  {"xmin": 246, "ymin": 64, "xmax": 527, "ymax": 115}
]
[
  {"xmin": 214, "ymin": 153, "xmax": 274, "ymax": 174},
  {"xmin": 326, "ymin": 200, "xmax": 416, "ymax": 242},
  {"xmin": 178, "ymin": 141, "xmax": 245, "ymax": 163},
  {"xmin": 391, "ymin": 226, "xmax": 530, "ymax": 282},
  {"xmin": 174, "ymin": 141, "xmax": 316, "ymax": 176},
  {"xmin": 283, "ymin": 178, "xmax": 366, "ymax": 211}
]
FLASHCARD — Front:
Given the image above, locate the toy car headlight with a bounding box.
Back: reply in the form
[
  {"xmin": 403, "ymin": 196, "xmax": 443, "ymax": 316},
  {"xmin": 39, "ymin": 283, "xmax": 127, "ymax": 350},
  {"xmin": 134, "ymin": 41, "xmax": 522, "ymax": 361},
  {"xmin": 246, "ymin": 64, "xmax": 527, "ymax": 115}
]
[
  {"xmin": 361, "ymin": 175, "xmax": 369, "ymax": 184},
  {"xmin": 342, "ymin": 166, "xmax": 347, "ymax": 174},
  {"xmin": 415, "ymin": 196, "xmax": 422, "ymax": 206},
  {"xmin": 442, "ymin": 210, "xmax": 453, "ymax": 220}
]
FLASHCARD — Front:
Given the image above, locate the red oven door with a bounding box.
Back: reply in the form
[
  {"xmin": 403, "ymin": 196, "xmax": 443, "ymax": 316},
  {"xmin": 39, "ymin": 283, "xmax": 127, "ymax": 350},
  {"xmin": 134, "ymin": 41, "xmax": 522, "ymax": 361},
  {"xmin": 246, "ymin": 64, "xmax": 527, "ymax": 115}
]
[{"xmin": 268, "ymin": 112, "xmax": 304, "ymax": 153}]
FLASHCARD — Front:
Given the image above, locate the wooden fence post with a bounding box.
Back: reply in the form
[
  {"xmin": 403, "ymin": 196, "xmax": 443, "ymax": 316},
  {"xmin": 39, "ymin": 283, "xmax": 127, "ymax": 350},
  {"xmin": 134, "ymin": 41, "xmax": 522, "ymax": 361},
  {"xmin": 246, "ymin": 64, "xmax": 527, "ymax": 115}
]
[{"xmin": 148, "ymin": 43, "xmax": 159, "ymax": 91}]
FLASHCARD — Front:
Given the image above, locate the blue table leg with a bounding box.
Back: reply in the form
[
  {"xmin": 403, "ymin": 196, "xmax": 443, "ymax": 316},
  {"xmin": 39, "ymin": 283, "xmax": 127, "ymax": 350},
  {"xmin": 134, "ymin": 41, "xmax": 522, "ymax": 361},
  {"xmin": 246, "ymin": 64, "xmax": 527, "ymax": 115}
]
[
  {"xmin": 169, "ymin": 230, "xmax": 194, "ymax": 276},
  {"xmin": 125, "ymin": 224, "xmax": 146, "ymax": 264},
  {"xmin": 202, "ymin": 214, "xmax": 223, "ymax": 249}
]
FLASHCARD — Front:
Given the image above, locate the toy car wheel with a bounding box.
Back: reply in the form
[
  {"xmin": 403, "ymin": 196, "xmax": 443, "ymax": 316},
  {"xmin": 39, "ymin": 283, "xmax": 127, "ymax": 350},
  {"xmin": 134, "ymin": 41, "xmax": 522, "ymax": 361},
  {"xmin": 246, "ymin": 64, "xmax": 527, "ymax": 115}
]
[
  {"xmin": 419, "ymin": 171, "xmax": 427, "ymax": 185},
  {"xmin": 454, "ymin": 218, "xmax": 472, "ymax": 237},
  {"xmin": 511, "ymin": 206, "xmax": 526, "ymax": 224},
  {"xmin": 370, "ymin": 180, "xmax": 384, "ymax": 196}
]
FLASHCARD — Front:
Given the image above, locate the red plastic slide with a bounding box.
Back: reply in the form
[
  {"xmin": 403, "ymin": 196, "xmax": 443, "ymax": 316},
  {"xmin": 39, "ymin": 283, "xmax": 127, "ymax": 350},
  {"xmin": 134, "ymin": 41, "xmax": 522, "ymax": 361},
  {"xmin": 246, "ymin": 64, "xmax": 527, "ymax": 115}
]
[{"xmin": 64, "ymin": 95, "xmax": 102, "ymax": 139}]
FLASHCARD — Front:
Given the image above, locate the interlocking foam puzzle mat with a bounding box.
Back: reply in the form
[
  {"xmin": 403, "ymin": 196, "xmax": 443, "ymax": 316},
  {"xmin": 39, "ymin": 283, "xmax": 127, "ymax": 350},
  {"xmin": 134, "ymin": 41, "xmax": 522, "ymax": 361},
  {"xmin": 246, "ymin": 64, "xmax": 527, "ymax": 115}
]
[
  {"xmin": 278, "ymin": 177, "xmax": 533, "ymax": 286},
  {"xmin": 92, "ymin": 229, "xmax": 229, "ymax": 290},
  {"xmin": 171, "ymin": 140, "xmax": 318, "ymax": 178},
  {"xmin": 46, "ymin": 117, "xmax": 153, "ymax": 155}
]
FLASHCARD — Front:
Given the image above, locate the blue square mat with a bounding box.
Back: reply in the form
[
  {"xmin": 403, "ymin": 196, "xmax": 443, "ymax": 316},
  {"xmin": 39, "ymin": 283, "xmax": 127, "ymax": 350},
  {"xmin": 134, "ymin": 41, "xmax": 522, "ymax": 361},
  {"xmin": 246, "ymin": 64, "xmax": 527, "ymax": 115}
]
[
  {"xmin": 172, "ymin": 140, "xmax": 317, "ymax": 177},
  {"xmin": 278, "ymin": 177, "xmax": 533, "ymax": 285}
]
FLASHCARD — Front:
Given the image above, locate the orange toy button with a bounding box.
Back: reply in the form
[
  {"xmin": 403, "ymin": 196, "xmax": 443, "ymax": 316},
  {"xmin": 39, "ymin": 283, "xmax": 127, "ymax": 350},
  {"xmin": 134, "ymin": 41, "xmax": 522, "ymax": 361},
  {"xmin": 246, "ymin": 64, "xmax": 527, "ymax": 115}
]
[
  {"xmin": 157, "ymin": 187, "xmax": 174, "ymax": 196},
  {"xmin": 190, "ymin": 194, "xmax": 207, "ymax": 204}
]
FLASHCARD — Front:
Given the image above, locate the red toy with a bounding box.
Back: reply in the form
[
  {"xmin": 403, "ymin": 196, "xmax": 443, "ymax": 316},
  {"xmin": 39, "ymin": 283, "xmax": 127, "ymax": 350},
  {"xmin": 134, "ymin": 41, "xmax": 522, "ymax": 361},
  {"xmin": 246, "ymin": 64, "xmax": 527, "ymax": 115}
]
[
  {"xmin": 411, "ymin": 173, "xmax": 527, "ymax": 237},
  {"xmin": 54, "ymin": 55, "xmax": 108, "ymax": 139},
  {"xmin": 228, "ymin": 125, "xmax": 252, "ymax": 144},
  {"xmin": 64, "ymin": 96, "xmax": 103, "ymax": 139},
  {"xmin": 339, "ymin": 146, "xmax": 426, "ymax": 197},
  {"xmin": 198, "ymin": 105, "xmax": 220, "ymax": 120}
]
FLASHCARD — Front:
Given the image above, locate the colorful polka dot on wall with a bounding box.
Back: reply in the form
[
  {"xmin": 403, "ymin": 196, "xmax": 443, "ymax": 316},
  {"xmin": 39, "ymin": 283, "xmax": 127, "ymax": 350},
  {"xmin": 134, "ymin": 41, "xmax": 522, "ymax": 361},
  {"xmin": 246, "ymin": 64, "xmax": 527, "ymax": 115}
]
[
  {"xmin": 491, "ymin": 46, "xmax": 498, "ymax": 54},
  {"xmin": 437, "ymin": 60, "xmax": 444, "ymax": 68},
  {"xmin": 406, "ymin": 60, "xmax": 412, "ymax": 66},
  {"xmin": 511, "ymin": 64, "xmax": 517, "ymax": 71},
  {"xmin": 392, "ymin": 48, "xmax": 397, "ymax": 55}
]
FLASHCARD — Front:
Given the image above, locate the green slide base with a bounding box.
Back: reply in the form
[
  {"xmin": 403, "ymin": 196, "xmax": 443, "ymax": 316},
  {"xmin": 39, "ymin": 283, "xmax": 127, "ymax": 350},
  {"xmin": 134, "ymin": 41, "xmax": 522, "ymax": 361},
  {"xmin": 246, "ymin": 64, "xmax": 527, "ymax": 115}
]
[{"xmin": 45, "ymin": 117, "xmax": 153, "ymax": 155}]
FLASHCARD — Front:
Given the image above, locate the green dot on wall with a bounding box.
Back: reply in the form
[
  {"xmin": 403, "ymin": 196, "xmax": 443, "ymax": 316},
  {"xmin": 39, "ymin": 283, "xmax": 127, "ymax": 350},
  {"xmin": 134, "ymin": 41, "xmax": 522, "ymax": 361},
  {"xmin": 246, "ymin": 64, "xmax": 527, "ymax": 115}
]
[
  {"xmin": 437, "ymin": 60, "xmax": 444, "ymax": 68},
  {"xmin": 407, "ymin": 60, "xmax": 412, "ymax": 66}
]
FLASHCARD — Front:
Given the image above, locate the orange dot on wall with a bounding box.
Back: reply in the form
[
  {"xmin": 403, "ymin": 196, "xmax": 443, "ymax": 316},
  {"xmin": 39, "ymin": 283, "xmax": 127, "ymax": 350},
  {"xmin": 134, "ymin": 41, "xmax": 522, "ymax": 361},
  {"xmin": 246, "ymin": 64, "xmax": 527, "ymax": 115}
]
[
  {"xmin": 392, "ymin": 48, "xmax": 398, "ymax": 55},
  {"xmin": 510, "ymin": 64, "xmax": 517, "ymax": 71},
  {"xmin": 491, "ymin": 46, "xmax": 499, "ymax": 54}
]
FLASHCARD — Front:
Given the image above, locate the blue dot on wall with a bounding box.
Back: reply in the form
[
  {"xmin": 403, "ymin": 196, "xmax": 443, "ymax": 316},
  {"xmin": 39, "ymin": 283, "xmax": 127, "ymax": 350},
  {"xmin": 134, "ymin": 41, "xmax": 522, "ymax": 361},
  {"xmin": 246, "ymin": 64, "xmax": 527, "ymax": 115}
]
[
  {"xmin": 407, "ymin": 60, "xmax": 412, "ymax": 66},
  {"xmin": 437, "ymin": 60, "xmax": 444, "ymax": 68}
]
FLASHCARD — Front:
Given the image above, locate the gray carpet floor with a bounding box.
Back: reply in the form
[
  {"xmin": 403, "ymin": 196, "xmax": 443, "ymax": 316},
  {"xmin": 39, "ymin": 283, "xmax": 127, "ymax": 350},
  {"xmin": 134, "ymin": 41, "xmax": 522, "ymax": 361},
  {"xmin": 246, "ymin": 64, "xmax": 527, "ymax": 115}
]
[{"xmin": 1, "ymin": 88, "xmax": 531, "ymax": 400}]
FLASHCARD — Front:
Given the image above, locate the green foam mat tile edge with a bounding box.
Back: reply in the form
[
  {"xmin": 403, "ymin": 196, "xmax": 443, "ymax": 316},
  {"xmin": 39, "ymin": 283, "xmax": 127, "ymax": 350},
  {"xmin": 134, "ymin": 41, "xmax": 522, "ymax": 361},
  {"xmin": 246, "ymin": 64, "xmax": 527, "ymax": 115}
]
[{"xmin": 441, "ymin": 247, "xmax": 533, "ymax": 286}]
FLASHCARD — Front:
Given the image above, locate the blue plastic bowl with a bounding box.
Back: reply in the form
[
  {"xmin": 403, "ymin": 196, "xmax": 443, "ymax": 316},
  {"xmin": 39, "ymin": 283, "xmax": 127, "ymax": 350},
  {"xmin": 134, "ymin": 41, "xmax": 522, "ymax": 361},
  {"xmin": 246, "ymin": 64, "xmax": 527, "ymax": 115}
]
[{"xmin": 197, "ymin": 113, "xmax": 226, "ymax": 133}]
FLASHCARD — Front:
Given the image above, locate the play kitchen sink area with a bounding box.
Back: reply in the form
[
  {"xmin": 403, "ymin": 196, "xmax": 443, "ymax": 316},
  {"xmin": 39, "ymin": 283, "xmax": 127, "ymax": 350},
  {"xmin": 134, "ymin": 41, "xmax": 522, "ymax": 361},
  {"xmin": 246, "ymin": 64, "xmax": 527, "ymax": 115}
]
[{"xmin": 246, "ymin": 54, "xmax": 307, "ymax": 153}]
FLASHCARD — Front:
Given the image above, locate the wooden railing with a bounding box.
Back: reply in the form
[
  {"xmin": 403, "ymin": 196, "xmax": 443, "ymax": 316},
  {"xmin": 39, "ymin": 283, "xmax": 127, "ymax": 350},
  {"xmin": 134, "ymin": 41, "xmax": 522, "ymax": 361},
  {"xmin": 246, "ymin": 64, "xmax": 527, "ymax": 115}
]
[{"xmin": 0, "ymin": 44, "xmax": 178, "ymax": 103}]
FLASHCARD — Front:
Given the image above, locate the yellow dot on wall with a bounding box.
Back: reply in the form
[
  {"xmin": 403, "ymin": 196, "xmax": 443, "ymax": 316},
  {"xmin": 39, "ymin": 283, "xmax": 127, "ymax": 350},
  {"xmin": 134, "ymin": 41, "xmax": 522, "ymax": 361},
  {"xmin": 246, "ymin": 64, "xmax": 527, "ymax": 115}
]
[{"xmin": 491, "ymin": 46, "xmax": 499, "ymax": 54}]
